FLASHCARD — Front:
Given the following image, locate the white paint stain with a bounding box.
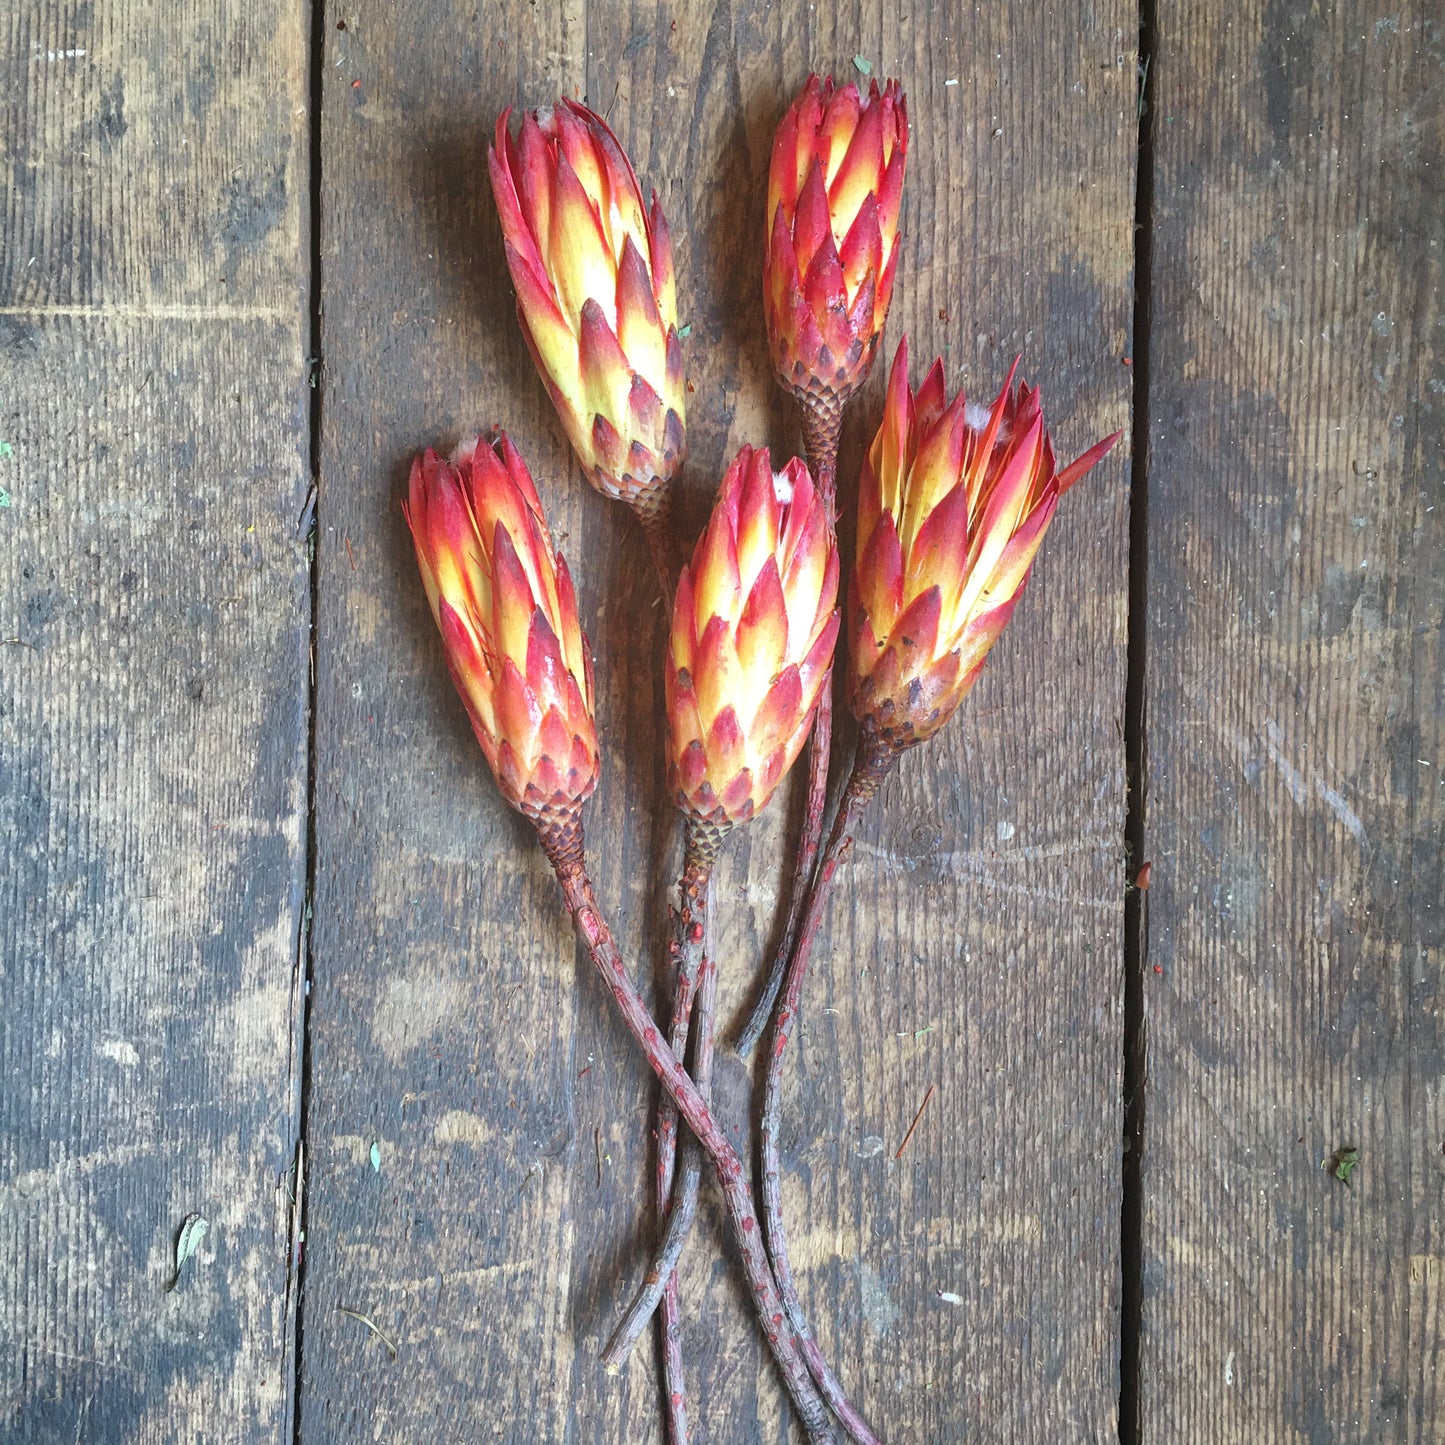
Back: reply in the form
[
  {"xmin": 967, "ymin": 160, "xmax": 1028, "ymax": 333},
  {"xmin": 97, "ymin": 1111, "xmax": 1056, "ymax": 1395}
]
[
  {"xmin": 1224, "ymin": 1349, "xmax": 1235, "ymax": 1386},
  {"xmin": 100, "ymin": 1038, "xmax": 139, "ymax": 1067},
  {"xmin": 432, "ymin": 1110, "xmax": 492, "ymax": 1148},
  {"xmin": 859, "ymin": 1264, "xmax": 899, "ymax": 1338}
]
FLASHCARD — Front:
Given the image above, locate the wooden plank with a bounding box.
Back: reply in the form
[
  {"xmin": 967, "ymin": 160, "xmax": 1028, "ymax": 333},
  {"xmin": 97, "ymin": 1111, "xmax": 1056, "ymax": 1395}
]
[
  {"xmin": 1140, "ymin": 2, "xmax": 1444, "ymax": 1440},
  {"xmin": 0, "ymin": 3, "xmax": 312, "ymax": 1442},
  {"xmin": 301, "ymin": 2, "xmax": 1133, "ymax": 1440}
]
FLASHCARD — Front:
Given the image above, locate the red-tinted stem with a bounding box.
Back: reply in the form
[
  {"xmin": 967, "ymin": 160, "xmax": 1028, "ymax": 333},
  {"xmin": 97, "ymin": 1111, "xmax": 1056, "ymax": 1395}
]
[
  {"xmin": 658, "ymin": 825, "xmax": 720, "ymax": 1442},
  {"xmin": 604, "ymin": 897, "xmax": 718, "ymax": 1369},
  {"xmin": 760, "ymin": 738, "xmax": 896, "ymax": 1445},
  {"xmin": 538, "ymin": 820, "xmax": 839, "ymax": 1445},
  {"xmin": 737, "ymin": 396, "xmax": 842, "ymax": 1058},
  {"xmin": 661, "ymin": 941, "xmax": 717, "ymax": 1407}
]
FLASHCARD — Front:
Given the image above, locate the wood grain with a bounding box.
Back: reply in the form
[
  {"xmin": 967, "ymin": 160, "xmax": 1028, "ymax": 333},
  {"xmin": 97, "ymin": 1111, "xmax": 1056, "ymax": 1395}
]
[
  {"xmin": 301, "ymin": 2, "xmax": 1134, "ymax": 1442},
  {"xmin": 1140, "ymin": 2, "xmax": 1445, "ymax": 1440},
  {"xmin": 0, "ymin": 3, "xmax": 311, "ymax": 1442}
]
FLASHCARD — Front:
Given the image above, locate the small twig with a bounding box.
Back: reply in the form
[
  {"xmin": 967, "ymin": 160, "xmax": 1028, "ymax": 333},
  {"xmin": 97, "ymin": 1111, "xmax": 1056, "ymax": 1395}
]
[
  {"xmin": 894, "ymin": 1085, "xmax": 936, "ymax": 1160},
  {"xmin": 594, "ymin": 1124, "xmax": 603, "ymax": 1190},
  {"xmin": 336, "ymin": 1306, "xmax": 398, "ymax": 1359},
  {"xmin": 344, "ymin": 534, "xmax": 357, "ymax": 570}
]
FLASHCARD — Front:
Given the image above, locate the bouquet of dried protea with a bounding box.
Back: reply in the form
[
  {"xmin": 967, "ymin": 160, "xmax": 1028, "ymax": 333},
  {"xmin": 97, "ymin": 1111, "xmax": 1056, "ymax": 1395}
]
[{"xmin": 402, "ymin": 76, "xmax": 1118, "ymax": 1445}]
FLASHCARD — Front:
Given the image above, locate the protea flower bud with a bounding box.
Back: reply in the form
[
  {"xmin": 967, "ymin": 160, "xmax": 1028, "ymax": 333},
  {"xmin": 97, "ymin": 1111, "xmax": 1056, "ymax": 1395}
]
[
  {"xmin": 405, "ymin": 433, "xmax": 599, "ymax": 824},
  {"xmin": 764, "ymin": 74, "xmax": 908, "ymax": 411},
  {"xmin": 849, "ymin": 339, "xmax": 1119, "ymax": 753},
  {"xmin": 489, "ymin": 102, "xmax": 685, "ymax": 530},
  {"xmin": 666, "ymin": 445, "xmax": 839, "ymax": 828}
]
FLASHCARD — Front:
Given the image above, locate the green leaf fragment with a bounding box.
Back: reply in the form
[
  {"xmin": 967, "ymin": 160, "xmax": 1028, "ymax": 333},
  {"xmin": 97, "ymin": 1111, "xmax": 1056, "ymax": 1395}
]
[
  {"xmin": 370, "ymin": 1141, "xmax": 381, "ymax": 1173},
  {"xmin": 166, "ymin": 1212, "xmax": 209, "ymax": 1291},
  {"xmin": 1331, "ymin": 1146, "xmax": 1359, "ymax": 1187},
  {"xmin": 677, "ymin": 323, "xmax": 692, "ymax": 338},
  {"xmin": 0, "ymin": 441, "xmax": 13, "ymax": 458},
  {"xmin": 0, "ymin": 489, "xmax": 10, "ymax": 508},
  {"xmin": 853, "ymin": 55, "xmax": 873, "ymax": 76}
]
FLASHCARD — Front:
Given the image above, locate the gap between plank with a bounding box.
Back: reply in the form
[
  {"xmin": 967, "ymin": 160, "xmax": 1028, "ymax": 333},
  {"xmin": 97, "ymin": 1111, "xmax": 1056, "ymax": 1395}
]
[
  {"xmin": 292, "ymin": 0, "xmax": 327, "ymax": 1439},
  {"xmin": 1119, "ymin": 1, "xmax": 1156, "ymax": 1442}
]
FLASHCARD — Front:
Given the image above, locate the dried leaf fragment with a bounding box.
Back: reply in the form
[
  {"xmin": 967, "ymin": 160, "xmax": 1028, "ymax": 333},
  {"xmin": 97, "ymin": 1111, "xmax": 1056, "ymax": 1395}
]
[
  {"xmin": 337, "ymin": 1305, "xmax": 398, "ymax": 1359},
  {"xmin": 166, "ymin": 1213, "xmax": 209, "ymax": 1291}
]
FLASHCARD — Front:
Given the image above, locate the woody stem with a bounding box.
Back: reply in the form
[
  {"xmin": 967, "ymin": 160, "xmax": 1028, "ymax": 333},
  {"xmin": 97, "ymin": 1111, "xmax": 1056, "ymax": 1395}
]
[
  {"xmin": 658, "ymin": 823, "xmax": 722, "ymax": 1441},
  {"xmin": 602, "ymin": 828, "xmax": 722, "ymax": 1370},
  {"xmin": 737, "ymin": 392, "xmax": 845, "ymax": 1058},
  {"xmin": 760, "ymin": 733, "xmax": 896, "ymax": 1445},
  {"xmin": 537, "ymin": 817, "xmax": 839, "ymax": 1445}
]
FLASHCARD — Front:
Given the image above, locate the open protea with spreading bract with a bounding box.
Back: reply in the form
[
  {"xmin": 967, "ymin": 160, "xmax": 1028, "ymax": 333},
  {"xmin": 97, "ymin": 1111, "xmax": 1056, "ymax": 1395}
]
[
  {"xmin": 849, "ymin": 339, "xmax": 1119, "ymax": 752},
  {"xmin": 667, "ymin": 445, "xmax": 839, "ymax": 827},
  {"xmin": 765, "ymin": 74, "xmax": 907, "ymax": 408},
  {"xmin": 405, "ymin": 434, "xmax": 599, "ymax": 822},
  {"xmin": 489, "ymin": 102, "xmax": 685, "ymax": 528}
]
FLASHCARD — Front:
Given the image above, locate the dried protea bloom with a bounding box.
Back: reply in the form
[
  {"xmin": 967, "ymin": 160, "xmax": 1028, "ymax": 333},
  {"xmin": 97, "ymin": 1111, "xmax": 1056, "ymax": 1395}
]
[
  {"xmin": 489, "ymin": 102, "xmax": 685, "ymax": 533},
  {"xmin": 764, "ymin": 74, "xmax": 908, "ymax": 414},
  {"xmin": 405, "ymin": 434, "xmax": 599, "ymax": 823},
  {"xmin": 666, "ymin": 445, "xmax": 839, "ymax": 829},
  {"xmin": 849, "ymin": 339, "xmax": 1119, "ymax": 753}
]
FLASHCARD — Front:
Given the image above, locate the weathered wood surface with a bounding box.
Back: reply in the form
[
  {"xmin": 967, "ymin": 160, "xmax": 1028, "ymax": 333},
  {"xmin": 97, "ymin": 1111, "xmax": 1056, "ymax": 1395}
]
[
  {"xmin": 0, "ymin": 3, "xmax": 311, "ymax": 1443},
  {"xmin": 1140, "ymin": 3, "xmax": 1444, "ymax": 1442},
  {"xmin": 300, "ymin": 3, "xmax": 1133, "ymax": 1443}
]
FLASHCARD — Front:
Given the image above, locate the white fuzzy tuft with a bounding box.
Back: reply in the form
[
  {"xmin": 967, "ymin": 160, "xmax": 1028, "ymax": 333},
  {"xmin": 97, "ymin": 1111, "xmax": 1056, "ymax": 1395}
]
[
  {"xmin": 450, "ymin": 436, "xmax": 481, "ymax": 467},
  {"xmin": 772, "ymin": 469, "xmax": 794, "ymax": 506},
  {"xmin": 965, "ymin": 402, "xmax": 1010, "ymax": 445}
]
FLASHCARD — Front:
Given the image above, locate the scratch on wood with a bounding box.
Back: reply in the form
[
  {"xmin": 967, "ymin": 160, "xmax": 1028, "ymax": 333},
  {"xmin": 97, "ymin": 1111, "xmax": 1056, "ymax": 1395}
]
[{"xmin": 0, "ymin": 304, "xmax": 294, "ymax": 321}]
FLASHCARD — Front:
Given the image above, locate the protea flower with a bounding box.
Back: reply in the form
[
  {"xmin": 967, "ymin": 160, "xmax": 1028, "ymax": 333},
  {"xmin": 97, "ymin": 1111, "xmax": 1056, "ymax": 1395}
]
[
  {"xmin": 849, "ymin": 339, "xmax": 1120, "ymax": 753},
  {"xmin": 738, "ymin": 74, "xmax": 910, "ymax": 1069},
  {"xmin": 489, "ymin": 102, "xmax": 685, "ymax": 534},
  {"xmin": 404, "ymin": 433, "xmax": 599, "ymax": 825},
  {"xmin": 764, "ymin": 74, "xmax": 908, "ymax": 418},
  {"xmin": 666, "ymin": 445, "xmax": 839, "ymax": 829}
]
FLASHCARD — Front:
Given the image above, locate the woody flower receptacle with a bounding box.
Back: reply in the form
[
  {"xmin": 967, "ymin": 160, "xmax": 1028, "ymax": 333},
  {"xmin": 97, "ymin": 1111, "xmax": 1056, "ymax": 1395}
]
[
  {"xmin": 764, "ymin": 73, "xmax": 908, "ymax": 483},
  {"xmin": 403, "ymin": 433, "xmax": 599, "ymax": 847},
  {"xmin": 848, "ymin": 338, "xmax": 1121, "ymax": 762},
  {"xmin": 489, "ymin": 101, "xmax": 685, "ymax": 583}
]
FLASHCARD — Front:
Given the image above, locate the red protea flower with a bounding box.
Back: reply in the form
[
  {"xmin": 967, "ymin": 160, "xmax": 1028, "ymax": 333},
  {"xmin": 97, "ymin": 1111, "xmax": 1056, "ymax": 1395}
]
[
  {"xmin": 666, "ymin": 445, "xmax": 839, "ymax": 828},
  {"xmin": 405, "ymin": 433, "xmax": 599, "ymax": 821},
  {"xmin": 849, "ymin": 339, "xmax": 1119, "ymax": 752},
  {"xmin": 489, "ymin": 102, "xmax": 685, "ymax": 530},
  {"xmin": 764, "ymin": 74, "xmax": 908, "ymax": 411}
]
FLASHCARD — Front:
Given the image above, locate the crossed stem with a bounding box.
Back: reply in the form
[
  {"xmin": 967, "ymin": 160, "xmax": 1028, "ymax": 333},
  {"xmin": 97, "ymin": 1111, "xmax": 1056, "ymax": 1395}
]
[{"xmin": 536, "ymin": 812, "xmax": 841, "ymax": 1445}]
